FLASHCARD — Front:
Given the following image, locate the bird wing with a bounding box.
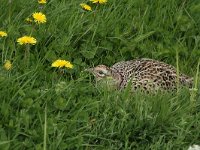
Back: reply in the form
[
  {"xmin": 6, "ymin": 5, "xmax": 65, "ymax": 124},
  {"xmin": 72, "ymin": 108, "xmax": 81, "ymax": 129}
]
[{"xmin": 111, "ymin": 58, "xmax": 193, "ymax": 90}]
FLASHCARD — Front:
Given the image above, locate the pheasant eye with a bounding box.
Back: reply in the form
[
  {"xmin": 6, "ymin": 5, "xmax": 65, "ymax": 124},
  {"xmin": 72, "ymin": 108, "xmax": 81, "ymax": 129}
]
[{"xmin": 98, "ymin": 71, "xmax": 104, "ymax": 75}]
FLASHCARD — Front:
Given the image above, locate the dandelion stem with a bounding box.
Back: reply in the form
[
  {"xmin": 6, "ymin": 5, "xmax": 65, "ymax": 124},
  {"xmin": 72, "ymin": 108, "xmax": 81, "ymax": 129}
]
[
  {"xmin": 30, "ymin": 24, "xmax": 36, "ymax": 36},
  {"xmin": 1, "ymin": 40, "xmax": 5, "ymax": 65},
  {"xmin": 24, "ymin": 45, "xmax": 30, "ymax": 67}
]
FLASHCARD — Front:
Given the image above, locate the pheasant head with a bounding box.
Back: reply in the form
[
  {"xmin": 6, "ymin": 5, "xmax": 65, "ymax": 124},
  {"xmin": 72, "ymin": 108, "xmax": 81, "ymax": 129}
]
[
  {"xmin": 85, "ymin": 65, "xmax": 121, "ymax": 88},
  {"xmin": 86, "ymin": 65, "xmax": 112, "ymax": 81}
]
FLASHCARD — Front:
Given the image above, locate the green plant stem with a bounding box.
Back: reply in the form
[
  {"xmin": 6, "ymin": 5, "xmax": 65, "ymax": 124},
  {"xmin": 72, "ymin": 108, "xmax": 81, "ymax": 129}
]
[
  {"xmin": 24, "ymin": 45, "xmax": 30, "ymax": 67},
  {"xmin": 8, "ymin": 0, "xmax": 12, "ymax": 24},
  {"xmin": 44, "ymin": 104, "xmax": 47, "ymax": 150},
  {"xmin": 176, "ymin": 49, "xmax": 180, "ymax": 95},
  {"xmin": 190, "ymin": 58, "xmax": 200, "ymax": 104},
  {"xmin": 194, "ymin": 58, "xmax": 200, "ymax": 90}
]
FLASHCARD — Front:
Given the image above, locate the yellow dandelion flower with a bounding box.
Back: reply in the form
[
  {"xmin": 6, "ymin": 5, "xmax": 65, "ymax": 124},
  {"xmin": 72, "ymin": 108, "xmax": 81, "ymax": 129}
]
[
  {"xmin": 90, "ymin": 0, "xmax": 107, "ymax": 4},
  {"xmin": 51, "ymin": 59, "xmax": 73, "ymax": 69},
  {"xmin": 32, "ymin": 12, "xmax": 47, "ymax": 24},
  {"xmin": 4, "ymin": 60, "xmax": 12, "ymax": 70},
  {"xmin": 80, "ymin": 3, "xmax": 92, "ymax": 11},
  {"xmin": 38, "ymin": 0, "xmax": 46, "ymax": 4},
  {"xmin": 17, "ymin": 36, "xmax": 37, "ymax": 45},
  {"xmin": 25, "ymin": 18, "xmax": 33, "ymax": 23},
  {"xmin": 0, "ymin": 31, "xmax": 8, "ymax": 37}
]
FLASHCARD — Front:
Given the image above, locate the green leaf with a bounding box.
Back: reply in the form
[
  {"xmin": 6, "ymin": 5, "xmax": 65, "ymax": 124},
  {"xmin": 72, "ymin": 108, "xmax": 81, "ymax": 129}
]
[
  {"xmin": 133, "ymin": 31, "xmax": 155, "ymax": 43},
  {"xmin": 81, "ymin": 50, "xmax": 96, "ymax": 59},
  {"xmin": 45, "ymin": 50, "xmax": 57, "ymax": 61}
]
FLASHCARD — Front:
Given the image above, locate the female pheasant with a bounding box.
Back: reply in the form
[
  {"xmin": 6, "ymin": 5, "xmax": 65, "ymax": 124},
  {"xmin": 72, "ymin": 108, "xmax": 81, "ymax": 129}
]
[{"xmin": 86, "ymin": 58, "xmax": 193, "ymax": 91}]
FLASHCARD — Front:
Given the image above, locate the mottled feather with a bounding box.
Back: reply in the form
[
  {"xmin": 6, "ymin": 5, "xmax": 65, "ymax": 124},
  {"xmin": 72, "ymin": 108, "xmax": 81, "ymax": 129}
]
[{"xmin": 87, "ymin": 58, "xmax": 193, "ymax": 92}]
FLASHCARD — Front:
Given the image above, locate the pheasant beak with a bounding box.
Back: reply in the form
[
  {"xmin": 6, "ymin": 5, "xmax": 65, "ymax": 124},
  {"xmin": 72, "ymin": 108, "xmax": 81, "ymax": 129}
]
[{"xmin": 84, "ymin": 68, "xmax": 94, "ymax": 73}]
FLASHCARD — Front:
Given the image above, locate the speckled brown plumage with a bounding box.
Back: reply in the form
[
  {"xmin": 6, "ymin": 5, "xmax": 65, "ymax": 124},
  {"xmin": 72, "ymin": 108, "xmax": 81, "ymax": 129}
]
[{"xmin": 86, "ymin": 58, "xmax": 193, "ymax": 92}]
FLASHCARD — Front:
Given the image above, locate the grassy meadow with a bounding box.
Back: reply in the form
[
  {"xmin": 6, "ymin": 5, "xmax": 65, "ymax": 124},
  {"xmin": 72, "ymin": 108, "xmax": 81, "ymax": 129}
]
[{"xmin": 0, "ymin": 0, "xmax": 200, "ymax": 149}]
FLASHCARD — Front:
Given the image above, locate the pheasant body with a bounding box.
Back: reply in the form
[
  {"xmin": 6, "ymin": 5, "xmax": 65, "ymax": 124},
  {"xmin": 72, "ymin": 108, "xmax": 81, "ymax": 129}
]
[{"xmin": 87, "ymin": 58, "xmax": 193, "ymax": 91}]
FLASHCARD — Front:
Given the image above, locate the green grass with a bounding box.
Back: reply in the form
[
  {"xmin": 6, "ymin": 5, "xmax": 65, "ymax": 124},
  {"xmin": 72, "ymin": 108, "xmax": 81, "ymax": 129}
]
[{"xmin": 0, "ymin": 0, "xmax": 200, "ymax": 149}]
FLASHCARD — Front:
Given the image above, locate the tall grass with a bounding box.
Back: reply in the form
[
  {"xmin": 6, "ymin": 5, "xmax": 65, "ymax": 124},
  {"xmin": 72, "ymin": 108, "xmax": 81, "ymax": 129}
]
[{"xmin": 0, "ymin": 0, "xmax": 200, "ymax": 149}]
